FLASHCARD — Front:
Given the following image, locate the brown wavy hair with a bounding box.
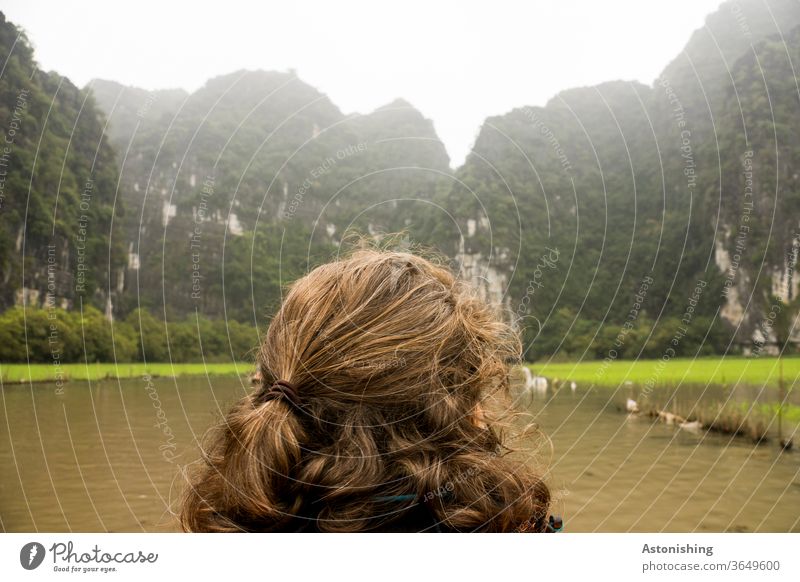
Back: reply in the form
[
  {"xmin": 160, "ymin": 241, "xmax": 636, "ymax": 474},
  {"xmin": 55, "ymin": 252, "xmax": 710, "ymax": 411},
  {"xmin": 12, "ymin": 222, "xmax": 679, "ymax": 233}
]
[{"xmin": 179, "ymin": 248, "xmax": 550, "ymax": 532}]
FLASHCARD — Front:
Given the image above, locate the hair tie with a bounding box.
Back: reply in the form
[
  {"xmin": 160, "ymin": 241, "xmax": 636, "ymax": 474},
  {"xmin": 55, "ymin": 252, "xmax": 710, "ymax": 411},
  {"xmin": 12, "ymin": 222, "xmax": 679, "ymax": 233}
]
[{"xmin": 259, "ymin": 379, "xmax": 302, "ymax": 410}]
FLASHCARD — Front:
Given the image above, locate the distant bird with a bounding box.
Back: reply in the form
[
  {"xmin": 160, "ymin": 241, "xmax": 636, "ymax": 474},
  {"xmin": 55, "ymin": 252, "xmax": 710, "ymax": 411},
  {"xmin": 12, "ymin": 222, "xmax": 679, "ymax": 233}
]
[
  {"xmin": 626, "ymin": 398, "xmax": 639, "ymax": 413},
  {"xmin": 521, "ymin": 367, "xmax": 548, "ymax": 393},
  {"xmin": 521, "ymin": 366, "xmax": 534, "ymax": 387},
  {"xmin": 570, "ymin": 381, "xmax": 577, "ymax": 392}
]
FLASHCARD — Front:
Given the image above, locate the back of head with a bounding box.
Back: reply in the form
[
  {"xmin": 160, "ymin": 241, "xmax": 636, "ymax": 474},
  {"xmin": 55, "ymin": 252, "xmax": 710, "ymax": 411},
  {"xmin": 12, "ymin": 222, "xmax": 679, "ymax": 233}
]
[{"xmin": 180, "ymin": 248, "xmax": 550, "ymax": 532}]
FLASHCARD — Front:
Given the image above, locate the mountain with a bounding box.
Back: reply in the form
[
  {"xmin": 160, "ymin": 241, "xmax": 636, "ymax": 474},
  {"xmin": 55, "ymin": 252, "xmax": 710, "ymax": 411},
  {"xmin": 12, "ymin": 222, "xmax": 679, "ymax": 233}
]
[
  {"xmin": 0, "ymin": 12, "xmax": 125, "ymax": 315},
  {"xmin": 2, "ymin": 0, "xmax": 799, "ymax": 361},
  {"xmin": 424, "ymin": 0, "xmax": 800, "ymax": 356},
  {"xmin": 88, "ymin": 70, "xmax": 452, "ymax": 321},
  {"xmin": 711, "ymin": 21, "xmax": 800, "ymax": 340}
]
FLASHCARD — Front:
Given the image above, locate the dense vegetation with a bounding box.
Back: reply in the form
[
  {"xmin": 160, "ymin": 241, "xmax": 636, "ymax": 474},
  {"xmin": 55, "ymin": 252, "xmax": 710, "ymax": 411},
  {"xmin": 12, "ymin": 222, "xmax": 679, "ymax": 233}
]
[
  {"xmin": 0, "ymin": 305, "xmax": 256, "ymax": 363},
  {"xmin": 89, "ymin": 75, "xmax": 449, "ymax": 322},
  {"xmin": 423, "ymin": 0, "xmax": 800, "ymax": 360},
  {"xmin": 1, "ymin": 1, "xmax": 799, "ymax": 364},
  {"xmin": 0, "ymin": 12, "xmax": 125, "ymax": 315}
]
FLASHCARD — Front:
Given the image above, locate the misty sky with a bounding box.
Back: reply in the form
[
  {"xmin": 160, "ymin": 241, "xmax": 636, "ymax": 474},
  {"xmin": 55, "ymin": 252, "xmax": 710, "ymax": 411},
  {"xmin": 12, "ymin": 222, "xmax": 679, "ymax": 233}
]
[{"xmin": 4, "ymin": 0, "xmax": 723, "ymax": 167}]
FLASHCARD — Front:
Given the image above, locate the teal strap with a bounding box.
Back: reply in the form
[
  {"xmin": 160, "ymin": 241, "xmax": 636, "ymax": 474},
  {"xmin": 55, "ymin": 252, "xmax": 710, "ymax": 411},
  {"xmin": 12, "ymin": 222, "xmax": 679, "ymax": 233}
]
[{"xmin": 546, "ymin": 515, "xmax": 564, "ymax": 532}]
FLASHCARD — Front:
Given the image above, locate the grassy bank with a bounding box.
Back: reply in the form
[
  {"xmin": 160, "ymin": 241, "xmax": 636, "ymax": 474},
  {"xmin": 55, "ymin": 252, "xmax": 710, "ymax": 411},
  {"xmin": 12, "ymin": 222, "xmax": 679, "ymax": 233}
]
[
  {"xmin": 0, "ymin": 362, "xmax": 250, "ymax": 384},
  {"xmin": 6, "ymin": 356, "xmax": 798, "ymax": 386},
  {"xmin": 529, "ymin": 356, "xmax": 800, "ymax": 388},
  {"xmin": 527, "ymin": 357, "xmax": 799, "ymax": 445}
]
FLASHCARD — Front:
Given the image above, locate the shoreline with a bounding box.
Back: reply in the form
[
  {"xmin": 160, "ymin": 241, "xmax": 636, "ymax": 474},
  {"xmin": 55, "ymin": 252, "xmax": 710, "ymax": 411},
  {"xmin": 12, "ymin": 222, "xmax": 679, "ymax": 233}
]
[
  {"xmin": 528, "ymin": 355, "xmax": 800, "ymax": 388},
  {"xmin": 0, "ymin": 362, "xmax": 251, "ymax": 385},
  {"xmin": 2, "ymin": 356, "xmax": 797, "ymax": 386},
  {"xmin": 525, "ymin": 356, "xmax": 799, "ymax": 447}
]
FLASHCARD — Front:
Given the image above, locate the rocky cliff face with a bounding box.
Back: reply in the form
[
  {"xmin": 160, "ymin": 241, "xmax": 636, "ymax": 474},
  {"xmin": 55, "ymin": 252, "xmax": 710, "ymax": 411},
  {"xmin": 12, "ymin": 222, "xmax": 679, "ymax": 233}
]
[
  {"xmin": 434, "ymin": 0, "xmax": 800, "ymax": 350},
  {"xmin": 0, "ymin": 13, "xmax": 125, "ymax": 315},
  {"xmin": 709, "ymin": 19, "xmax": 800, "ymax": 345},
  {"xmin": 88, "ymin": 71, "xmax": 452, "ymax": 319}
]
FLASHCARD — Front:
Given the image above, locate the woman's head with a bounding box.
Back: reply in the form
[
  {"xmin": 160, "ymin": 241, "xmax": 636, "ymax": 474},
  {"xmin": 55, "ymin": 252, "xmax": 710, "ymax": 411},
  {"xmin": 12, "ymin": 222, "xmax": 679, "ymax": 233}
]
[{"xmin": 180, "ymin": 248, "xmax": 550, "ymax": 532}]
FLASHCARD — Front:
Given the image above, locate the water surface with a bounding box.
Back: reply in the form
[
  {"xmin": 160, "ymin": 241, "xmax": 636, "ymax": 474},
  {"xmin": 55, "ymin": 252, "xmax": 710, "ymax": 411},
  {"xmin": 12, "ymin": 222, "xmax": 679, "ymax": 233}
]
[{"xmin": 1, "ymin": 376, "xmax": 798, "ymax": 532}]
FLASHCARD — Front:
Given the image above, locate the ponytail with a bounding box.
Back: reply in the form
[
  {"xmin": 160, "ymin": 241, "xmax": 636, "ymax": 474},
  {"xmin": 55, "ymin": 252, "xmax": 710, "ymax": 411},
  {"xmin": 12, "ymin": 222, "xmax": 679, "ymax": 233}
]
[{"xmin": 179, "ymin": 387, "xmax": 307, "ymax": 532}]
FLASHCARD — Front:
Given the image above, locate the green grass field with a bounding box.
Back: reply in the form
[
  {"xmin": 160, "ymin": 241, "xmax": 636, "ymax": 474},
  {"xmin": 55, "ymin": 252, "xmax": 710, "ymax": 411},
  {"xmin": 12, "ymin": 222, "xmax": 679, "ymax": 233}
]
[
  {"xmin": 529, "ymin": 356, "xmax": 800, "ymax": 388},
  {"xmin": 4, "ymin": 356, "xmax": 800, "ymax": 388},
  {"xmin": 0, "ymin": 362, "xmax": 251, "ymax": 384}
]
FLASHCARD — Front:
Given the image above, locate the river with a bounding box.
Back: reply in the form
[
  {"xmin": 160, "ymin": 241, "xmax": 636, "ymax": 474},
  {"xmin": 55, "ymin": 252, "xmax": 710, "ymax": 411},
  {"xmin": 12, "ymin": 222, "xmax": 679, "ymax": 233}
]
[{"xmin": 1, "ymin": 376, "xmax": 798, "ymax": 532}]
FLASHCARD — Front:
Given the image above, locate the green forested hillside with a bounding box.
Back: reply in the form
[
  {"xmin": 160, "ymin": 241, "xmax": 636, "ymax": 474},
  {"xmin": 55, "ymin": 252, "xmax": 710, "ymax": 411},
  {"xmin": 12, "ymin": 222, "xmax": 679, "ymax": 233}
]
[
  {"xmin": 422, "ymin": 0, "xmax": 800, "ymax": 359},
  {"xmin": 91, "ymin": 72, "xmax": 452, "ymax": 324},
  {"xmin": 0, "ymin": 12, "xmax": 124, "ymax": 315},
  {"xmin": 1, "ymin": 0, "xmax": 799, "ymax": 364}
]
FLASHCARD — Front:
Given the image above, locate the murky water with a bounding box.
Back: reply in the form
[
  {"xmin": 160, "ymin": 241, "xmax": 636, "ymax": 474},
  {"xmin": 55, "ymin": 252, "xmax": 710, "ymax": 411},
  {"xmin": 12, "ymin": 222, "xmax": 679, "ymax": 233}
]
[
  {"xmin": 1, "ymin": 376, "xmax": 798, "ymax": 532},
  {"xmin": 528, "ymin": 384, "xmax": 800, "ymax": 532}
]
